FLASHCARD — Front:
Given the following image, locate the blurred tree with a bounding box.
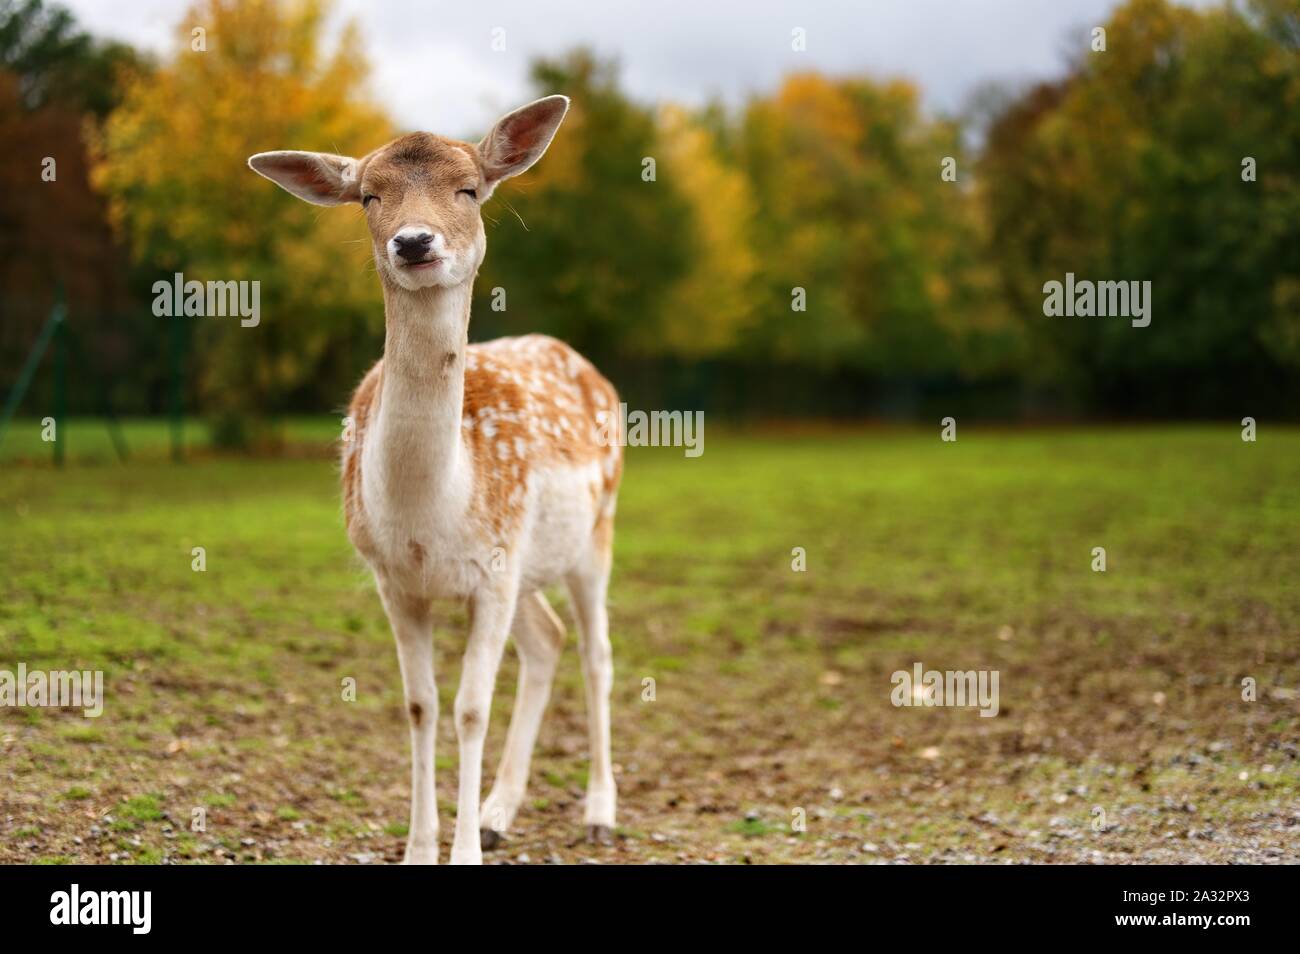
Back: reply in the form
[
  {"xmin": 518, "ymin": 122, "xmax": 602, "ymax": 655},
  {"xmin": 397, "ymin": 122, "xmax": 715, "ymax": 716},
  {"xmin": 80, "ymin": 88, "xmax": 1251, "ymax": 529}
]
[
  {"xmin": 740, "ymin": 74, "xmax": 867, "ymax": 366},
  {"xmin": 0, "ymin": 0, "xmax": 136, "ymax": 116},
  {"xmin": 738, "ymin": 73, "xmax": 1017, "ymax": 381},
  {"xmin": 981, "ymin": 0, "xmax": 1300, "ymax": 414},
  {"xmin": 0, "ymin": 0, "xmax": 138, "ymax": 413},
  {"xmin": 472, "ymin": 50, "xmax": 695, "ymax": 364},
  {"xmin": 652, "ymin": 103, "xmax": 757, "ymax": 356},
  {"xmin": 22, "ymin": 0, "xmax": 1287, "ymax": 428},
  {"xmin": 94, "ymin": 0, "xmax": 392, "ymax": 439}
]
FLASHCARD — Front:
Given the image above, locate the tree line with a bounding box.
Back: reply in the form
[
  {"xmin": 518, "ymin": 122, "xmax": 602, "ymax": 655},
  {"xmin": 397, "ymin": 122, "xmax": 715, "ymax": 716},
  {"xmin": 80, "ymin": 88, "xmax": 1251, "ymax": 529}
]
[{"xmin": 1, "ymin": 0, "xmax": 1296, "ymax": 438}]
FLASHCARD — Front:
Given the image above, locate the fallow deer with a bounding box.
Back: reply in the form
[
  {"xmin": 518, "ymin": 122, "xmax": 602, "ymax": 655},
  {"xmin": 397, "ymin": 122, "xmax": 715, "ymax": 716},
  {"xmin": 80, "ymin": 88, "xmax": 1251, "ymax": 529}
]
[{"xmin": 248, "ymin": 96, "xmax": 621, "ymax": 865}]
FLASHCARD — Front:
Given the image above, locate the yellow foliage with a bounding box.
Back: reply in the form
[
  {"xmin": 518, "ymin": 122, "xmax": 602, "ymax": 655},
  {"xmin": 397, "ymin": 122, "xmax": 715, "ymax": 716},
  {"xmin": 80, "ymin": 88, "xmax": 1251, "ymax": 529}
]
[
  {"xmin": 654, "ymin": 104, "xmax": 758, "ymax": 355},
  {"xmin": 93, "ymin": 0, "xmax": 394, "ymax": 412}
]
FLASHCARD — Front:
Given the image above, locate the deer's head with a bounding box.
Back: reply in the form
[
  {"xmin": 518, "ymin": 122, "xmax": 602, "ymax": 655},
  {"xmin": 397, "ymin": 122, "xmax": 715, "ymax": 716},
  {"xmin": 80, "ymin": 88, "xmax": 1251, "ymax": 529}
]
[{"xmin": 248, "ymin": 95, "xmax": 568, "ymax": 292}]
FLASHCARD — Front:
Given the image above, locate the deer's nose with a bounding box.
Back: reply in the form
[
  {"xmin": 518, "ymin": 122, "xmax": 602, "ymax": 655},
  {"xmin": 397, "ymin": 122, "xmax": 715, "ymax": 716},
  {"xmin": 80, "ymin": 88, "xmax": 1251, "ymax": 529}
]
[{"xmin": 393, "ymin": 231, "xmax": 433, "ymax": 261}]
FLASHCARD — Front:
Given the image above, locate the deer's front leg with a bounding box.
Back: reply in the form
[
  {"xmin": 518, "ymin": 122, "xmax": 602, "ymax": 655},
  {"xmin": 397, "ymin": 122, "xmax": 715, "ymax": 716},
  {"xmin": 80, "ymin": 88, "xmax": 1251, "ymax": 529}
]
[
  {"xmin": 378, "ymin": 577, "xmax": 439, "ymax": 864},
  {"xmin": 449, "ymin": 582, "xmax": 517, "ymax": 865}
]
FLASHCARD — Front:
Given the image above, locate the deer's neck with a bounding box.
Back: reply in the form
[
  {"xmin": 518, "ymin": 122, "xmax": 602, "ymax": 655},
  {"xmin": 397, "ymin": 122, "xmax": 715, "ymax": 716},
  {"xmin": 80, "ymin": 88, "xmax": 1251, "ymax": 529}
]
[{"xmin": 369, "ymin": 282, "xmax": 474, "ymax": 516}]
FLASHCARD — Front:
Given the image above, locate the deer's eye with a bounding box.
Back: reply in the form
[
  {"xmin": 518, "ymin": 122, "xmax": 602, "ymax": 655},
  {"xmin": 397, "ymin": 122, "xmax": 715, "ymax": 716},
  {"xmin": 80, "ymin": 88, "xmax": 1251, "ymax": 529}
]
[
  {"xmin": 458, "ymin": 187, "xmax": 478, "ymax": 201},
  {"xmin": 362, "ymin": 194, "xmax": 379, "ymax": 208}
]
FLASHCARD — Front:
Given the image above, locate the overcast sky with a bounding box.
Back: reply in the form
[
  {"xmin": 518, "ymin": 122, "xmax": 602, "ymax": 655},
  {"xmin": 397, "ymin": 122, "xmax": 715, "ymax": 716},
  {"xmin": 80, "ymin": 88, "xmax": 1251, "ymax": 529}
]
[{"xmin": 62, "ymin": 0, "xmax": 1212, "ymax": 137}]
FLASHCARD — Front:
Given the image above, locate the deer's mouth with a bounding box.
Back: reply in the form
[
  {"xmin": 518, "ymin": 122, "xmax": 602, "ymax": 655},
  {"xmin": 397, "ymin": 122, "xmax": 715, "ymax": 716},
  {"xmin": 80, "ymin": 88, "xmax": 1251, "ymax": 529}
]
[{"xmin": 400, "ymin": 257, "xmax": 444, "ymax": 270}]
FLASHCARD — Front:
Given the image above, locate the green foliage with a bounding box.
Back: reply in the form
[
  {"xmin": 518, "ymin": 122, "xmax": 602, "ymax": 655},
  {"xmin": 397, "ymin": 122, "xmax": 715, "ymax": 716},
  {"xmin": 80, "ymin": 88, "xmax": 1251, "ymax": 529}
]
[
  {"xmin": 0, "ymin": 0, "xmax": 138, "ymax": 407},
  {"xmin": 3, "ymin": 0, "xmax": 1296, "ymax": 422},
  {"xmin": 0, "ymin": 0, "xmax": 138, "ymax": 116},
  {"xmin": 94, "ymin": 0, "xmax": 393, "ymax": 429},
  {"xmin": 474, "ymin": 50, "xmax": 696, "ymax": 361},
  {"xmin": 980, "ymin": 0, "xmax": 1300, "ymax": 411},
  {"xmin": 739, "ymin": 73, "xmax": 1017, "ymax": 376}
]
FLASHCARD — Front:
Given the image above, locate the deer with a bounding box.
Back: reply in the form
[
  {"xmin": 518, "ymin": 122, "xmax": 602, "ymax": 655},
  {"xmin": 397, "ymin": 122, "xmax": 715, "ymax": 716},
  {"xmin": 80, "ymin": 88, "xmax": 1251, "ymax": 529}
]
[{"xmin": 247, "ymin": 96, "xmax": 621, "ymax": 865}]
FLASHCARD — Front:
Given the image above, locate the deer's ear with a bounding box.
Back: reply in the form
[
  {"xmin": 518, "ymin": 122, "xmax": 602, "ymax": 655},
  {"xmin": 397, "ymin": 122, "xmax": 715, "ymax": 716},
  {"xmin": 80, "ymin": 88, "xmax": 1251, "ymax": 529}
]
[
  {"xmin": 477, "ymin": 95, "xmax": 569, "ymax": 198},
  {"xmin": 247, "ymin": 151, "xmax": 361, "ymax": 206}
]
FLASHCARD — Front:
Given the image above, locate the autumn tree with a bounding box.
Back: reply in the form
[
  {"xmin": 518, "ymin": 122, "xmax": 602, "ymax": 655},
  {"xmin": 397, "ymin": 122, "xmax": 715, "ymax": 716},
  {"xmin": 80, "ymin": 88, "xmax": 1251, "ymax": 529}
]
[
  {"xmin": 652, "ymin": 103, "xmax": 758, "ymax": 357},
  {"xmin": 95, "ymin": 0, "xmax": 393, "ymax": 437},
  {"xmin": 0, "ymin": 0, "xmax": 138, "ymax": 410},
  {"xmin": 980, "ymin": 0, "xmax": 1300, "ymax": 413},
  {"xmin": 472, "ymin": 50, "xmax": 695, "ymax": 365},
  {"xmin": 737, "ymin": 73, "xmax": 1015, "ymax": 383}
]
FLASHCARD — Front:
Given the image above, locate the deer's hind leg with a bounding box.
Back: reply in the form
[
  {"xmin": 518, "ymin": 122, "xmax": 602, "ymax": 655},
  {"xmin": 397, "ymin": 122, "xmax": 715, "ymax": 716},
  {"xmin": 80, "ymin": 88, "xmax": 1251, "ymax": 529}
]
[
  {"xmin": 480, "ymin": 589, "xmax": 566, "ymax": 849},
  {"xmin": 565, "ymin": 515, "xmax": 617, "ymax": 843}
]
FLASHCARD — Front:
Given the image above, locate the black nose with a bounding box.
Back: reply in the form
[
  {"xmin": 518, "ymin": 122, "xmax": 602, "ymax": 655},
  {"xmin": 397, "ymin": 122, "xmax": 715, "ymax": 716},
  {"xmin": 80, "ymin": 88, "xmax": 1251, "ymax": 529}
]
[{"xmin": 393, "ymin": 232, "xmax": 433, "ymax": 261}]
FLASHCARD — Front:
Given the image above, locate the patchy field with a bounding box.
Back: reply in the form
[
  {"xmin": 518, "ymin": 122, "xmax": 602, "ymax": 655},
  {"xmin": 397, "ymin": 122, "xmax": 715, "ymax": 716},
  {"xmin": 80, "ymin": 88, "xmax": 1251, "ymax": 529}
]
[{"xmin": 1, "ymin": 424, "xmax": 1297, "ymax": 864}]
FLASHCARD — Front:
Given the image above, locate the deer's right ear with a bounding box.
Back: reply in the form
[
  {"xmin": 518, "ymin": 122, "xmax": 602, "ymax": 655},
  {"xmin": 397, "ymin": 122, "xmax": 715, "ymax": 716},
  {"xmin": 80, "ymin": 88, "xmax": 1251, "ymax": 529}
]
[{"xmin": 247, "ymin": 151, "xmax": 361, "ymax": 206}]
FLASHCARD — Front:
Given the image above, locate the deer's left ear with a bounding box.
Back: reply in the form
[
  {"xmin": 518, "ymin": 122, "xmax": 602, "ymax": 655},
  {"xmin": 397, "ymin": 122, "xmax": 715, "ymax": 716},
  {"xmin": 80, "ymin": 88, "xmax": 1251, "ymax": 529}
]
[
  {"xmin": 247, "ymin": 150, "xmax": 361, "ymax": 206},
  {"xmin": 477, "ymin": 95, "xmax": 569, "ymax": 199}
]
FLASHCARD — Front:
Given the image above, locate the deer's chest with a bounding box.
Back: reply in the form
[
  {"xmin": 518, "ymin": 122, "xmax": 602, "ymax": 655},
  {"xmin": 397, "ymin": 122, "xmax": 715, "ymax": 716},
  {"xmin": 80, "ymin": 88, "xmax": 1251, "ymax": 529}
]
[
  {"xmin": 356, "ymin": 503, "xmax": 492, "ymax": 599},
  {"xmin": 350, "ymin": 445, "xmax": 490, "ymax": 598}
]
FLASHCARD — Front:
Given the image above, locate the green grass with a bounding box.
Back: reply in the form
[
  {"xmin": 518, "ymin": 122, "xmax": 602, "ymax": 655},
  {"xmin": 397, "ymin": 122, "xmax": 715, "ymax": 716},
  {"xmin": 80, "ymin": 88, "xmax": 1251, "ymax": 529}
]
[
  {"xmin": 0, "ymin": 416, "xmax": 342, "ymax": 464},
  {"xmin": 1, "ymin": 424, "xmax": 1297, "ymax": 863}
]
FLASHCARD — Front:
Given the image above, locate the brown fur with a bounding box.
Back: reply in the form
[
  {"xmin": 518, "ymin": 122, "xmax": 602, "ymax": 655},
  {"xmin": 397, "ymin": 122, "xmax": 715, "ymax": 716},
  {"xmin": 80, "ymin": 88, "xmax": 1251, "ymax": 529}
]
[
  {"xmin": 357, "ymin": 134, "xmax": 484, "ymax": 252},
  {"xmin": 255, "ymin": 97, "xmax": 619, "ymax": 861},
  {"xmin": 342, "ymin": 333, "xmax": 622, "ymax": 553},
  {"xmin": 338, "ymin": 128, "xmax": 622, "ymax": 573}
]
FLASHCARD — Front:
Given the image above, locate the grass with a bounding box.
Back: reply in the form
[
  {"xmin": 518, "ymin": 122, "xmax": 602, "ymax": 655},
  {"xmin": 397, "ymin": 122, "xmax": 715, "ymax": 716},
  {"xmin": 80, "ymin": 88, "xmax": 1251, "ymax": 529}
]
[
  {"xmin": 0, "ymin": 421, "xmax": 1297, "ymax": 863},
  {"xmin": 0, "ymin": 416, "xmax": 341, "ymax": 464}
]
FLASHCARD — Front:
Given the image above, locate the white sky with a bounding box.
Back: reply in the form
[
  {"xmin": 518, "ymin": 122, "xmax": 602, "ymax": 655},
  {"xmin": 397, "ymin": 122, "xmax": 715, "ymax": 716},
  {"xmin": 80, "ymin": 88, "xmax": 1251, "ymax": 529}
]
[{"xmin": 61, "ymin": 0, "xmax": 1215, "ymax": 138}]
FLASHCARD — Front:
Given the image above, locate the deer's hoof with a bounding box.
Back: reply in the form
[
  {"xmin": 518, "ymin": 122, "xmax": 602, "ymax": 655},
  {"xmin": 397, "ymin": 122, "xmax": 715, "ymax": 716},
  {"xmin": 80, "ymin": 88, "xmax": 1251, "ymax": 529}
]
[
  {"xmin": 480, "ymin": 828, "xmax": 503, "ymax": 851},
  {"xmin": 585, "ymin": 824, "xmax": 613, "ymax": 846}
]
